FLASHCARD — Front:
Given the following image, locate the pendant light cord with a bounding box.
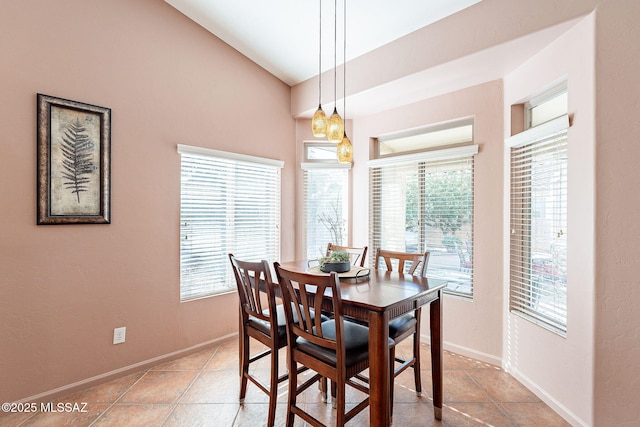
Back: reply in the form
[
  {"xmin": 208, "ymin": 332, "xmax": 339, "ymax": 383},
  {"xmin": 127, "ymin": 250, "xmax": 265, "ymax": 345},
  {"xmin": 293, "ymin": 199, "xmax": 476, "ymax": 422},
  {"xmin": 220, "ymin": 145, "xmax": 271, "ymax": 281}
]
[
  {"xmin": 343, "ymin": 0, "xmax": 346, "ymax": 122},
  {"xmin": 318, "ymin": 0, "xmax": 322, "ymax": 105},
  {"xmin": 333, "ymin": 0, "xmax": 337, "ymax": 109}
]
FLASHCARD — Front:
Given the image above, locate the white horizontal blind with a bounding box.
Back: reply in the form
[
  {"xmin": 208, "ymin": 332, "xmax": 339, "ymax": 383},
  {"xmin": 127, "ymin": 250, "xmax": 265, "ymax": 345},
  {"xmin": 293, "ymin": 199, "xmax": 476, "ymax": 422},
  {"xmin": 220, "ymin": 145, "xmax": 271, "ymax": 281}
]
[
  {"xmin": 303, "ymin": 167, "xmax": 349, "ymax": 259},
  {"xmin": 509, "ymin": 128, "xmax": 568, "ymax": 334},
  {"xmin": 369, "ymin": 153, "xmax": 474, "ymax": 295},
  {"xmin": 179, "ymin": 149, "xmax": 282, "ymax": 301},
  {"xmin": 420, "ymin": 157, "xmax": 474, "ymax": 295}
]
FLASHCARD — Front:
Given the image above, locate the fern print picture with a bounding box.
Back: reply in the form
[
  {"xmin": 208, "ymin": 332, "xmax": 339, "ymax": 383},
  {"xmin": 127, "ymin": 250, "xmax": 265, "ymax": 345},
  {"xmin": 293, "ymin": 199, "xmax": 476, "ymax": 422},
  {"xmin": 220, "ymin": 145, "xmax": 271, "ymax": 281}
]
[
  {"xmin": 60, "ymin": 118, "xmax": 97, "ymax": 203},
  {"xmin": 49, "ymin": 106, "xmax": 101, "ymax": 216},
  {"xmin": 37, "ymin": 94, "xmax": 111, "ymax": 224}
]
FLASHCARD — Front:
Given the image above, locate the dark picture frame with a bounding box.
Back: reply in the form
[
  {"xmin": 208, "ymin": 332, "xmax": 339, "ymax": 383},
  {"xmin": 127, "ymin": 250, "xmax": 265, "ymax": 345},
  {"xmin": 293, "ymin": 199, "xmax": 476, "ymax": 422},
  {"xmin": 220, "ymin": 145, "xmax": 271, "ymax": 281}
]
[{"xmin": 37, "ymin": 94, "xmax": 111, "ymax": 224}]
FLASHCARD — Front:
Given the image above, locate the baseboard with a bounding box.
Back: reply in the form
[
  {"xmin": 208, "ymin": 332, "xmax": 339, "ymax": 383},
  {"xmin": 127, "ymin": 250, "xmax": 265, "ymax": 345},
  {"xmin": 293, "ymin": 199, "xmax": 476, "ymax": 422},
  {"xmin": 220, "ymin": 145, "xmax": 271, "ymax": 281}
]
[
  {"xmin": 419, "ymin": 333, "xmax": 502, "ymax": 366},
  {"xmin": 508, "ymin": 368, "xmax": 589, "ymax": 427},
  {"xmin": 441, "ymin": 340, "xmax": 503, "ymax": 366},
  {"xmin": 18, "ymin": 333, "xmax": 238, "ymax": 404},
  {"xmin": 420, "ymin": 333, "xmax": 588, "ymax": 426}
]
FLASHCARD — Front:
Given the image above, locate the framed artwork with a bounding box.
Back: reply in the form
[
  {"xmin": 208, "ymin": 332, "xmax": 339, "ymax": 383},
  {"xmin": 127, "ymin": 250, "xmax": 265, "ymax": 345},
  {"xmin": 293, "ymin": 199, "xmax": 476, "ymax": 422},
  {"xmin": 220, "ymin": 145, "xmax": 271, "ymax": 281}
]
[{"xmin": 37, "ymin": 94, "xmax": 111, "ymax": 224}]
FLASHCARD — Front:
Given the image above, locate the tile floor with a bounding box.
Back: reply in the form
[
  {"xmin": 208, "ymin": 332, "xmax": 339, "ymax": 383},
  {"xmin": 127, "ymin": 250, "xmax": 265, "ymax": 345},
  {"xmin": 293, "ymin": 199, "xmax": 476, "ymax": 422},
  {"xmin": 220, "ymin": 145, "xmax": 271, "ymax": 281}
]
[{"xmin": 0, "ymin": 338, "xmax": 570, "ymax": 426}]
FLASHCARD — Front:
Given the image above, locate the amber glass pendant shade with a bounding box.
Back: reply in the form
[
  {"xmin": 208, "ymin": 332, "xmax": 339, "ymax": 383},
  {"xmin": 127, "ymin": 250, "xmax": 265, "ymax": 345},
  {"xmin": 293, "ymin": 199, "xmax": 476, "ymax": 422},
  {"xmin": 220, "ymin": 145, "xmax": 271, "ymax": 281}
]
[
  {"xmin": 337, "ymin": 133, "xmax": 353, "ymax": 163},
  {"xmin": 327, "ymin": 107, "xmax": 344, "ymax": 143},
  {"xmin": 311, "ymin": 105, "xmax": 327, "ymax": 137}
]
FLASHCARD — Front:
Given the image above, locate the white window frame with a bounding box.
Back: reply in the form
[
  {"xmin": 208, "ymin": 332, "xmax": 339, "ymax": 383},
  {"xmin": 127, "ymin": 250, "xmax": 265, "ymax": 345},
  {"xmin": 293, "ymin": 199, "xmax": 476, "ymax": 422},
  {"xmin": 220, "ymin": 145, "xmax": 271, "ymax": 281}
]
[
  {"xmin": 369, "ymin": 142, "xmax": 478, "ymax": 297},
  {"xmin": 507, "ymin": 114, "xmax": 569, "ymax": 335},
  {"xmin": 178, "ymin": 144, "xmax": 284, "ymax": 301}
]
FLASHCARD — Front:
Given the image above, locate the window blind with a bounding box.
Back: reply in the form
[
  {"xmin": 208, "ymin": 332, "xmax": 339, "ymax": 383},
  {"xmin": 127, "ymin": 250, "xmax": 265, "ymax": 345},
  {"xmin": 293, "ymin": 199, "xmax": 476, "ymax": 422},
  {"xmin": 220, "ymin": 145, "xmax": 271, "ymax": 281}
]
[
  {"xmin": 369, "ymin": 149, "xmax": 475, "ymax": 296},
  {"xmin": 509, "ymin": 123, "xmax": 568, "ymax": 334},
  {"xmin": 179, "ymin": 146, "xmax": 282, "ymax": 301},
  {"xmin": 303, "ymin": 166, "xmax": 349, "ymax": 259}
]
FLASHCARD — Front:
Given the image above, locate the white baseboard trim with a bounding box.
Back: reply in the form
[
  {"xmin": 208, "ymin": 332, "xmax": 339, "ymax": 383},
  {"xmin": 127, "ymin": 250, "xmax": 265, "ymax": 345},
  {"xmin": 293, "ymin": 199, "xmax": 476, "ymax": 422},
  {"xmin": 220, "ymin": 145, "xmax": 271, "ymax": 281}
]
[
  {"xmin": 420, "ymin": 333, "xmax": 588, "ymax": 426},
  {"xmin": 442, "ymin": 340, "xmax": 502, "ymax": 366},
  {"xmin": 18, "ymin": 333, "xmax": 238, "ymax": 404},
  {"xmin": 508, "ymin": 368, "xmax": 589, "ymax": 427},
  {"xmin": 419, "ymin": 333, "xmax": 502, "ymax": 366}
]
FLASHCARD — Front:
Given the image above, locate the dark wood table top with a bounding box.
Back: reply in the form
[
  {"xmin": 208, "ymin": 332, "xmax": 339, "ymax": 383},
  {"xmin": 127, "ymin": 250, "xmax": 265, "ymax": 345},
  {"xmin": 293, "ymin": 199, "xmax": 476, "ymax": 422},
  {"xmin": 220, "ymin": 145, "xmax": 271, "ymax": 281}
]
[{"xmin": 277, "ymin": 260, "xmax": 447, "ymax": 317}]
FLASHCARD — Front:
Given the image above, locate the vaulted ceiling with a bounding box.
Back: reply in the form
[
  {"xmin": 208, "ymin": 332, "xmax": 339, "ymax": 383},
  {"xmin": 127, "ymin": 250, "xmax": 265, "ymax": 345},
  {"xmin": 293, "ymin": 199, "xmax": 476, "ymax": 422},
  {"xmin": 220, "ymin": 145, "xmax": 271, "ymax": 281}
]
[{"xmin": 164, "ymin": 0, "xmax": 482, "ymax": 86}]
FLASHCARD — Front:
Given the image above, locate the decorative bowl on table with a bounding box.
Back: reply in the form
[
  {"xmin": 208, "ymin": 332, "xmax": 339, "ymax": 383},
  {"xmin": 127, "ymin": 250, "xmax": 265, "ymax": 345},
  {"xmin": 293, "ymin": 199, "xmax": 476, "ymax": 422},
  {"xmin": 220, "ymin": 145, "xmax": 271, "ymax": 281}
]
[
  {"xmin": 320, "ymin": 261, "xmax": 351, "ymax": 273},
  {"xmin": 318, "ymin": 250, "xmax": 351, "ymax": 273}
]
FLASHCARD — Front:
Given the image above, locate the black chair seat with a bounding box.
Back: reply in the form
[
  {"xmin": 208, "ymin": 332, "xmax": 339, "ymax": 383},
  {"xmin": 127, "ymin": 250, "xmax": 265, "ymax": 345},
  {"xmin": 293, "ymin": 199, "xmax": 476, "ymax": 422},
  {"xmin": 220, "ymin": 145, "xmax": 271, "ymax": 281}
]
[
  {"xmin": 388, "ymin": 313, "xmax": 417, "ymax": 339},
  {"xmin": 249, "ymin": 304, "xmax": 329, "ymax": 339},
  {"xmin": 298, "ymin": 319, "xmax": 394, "ymax": 367}
]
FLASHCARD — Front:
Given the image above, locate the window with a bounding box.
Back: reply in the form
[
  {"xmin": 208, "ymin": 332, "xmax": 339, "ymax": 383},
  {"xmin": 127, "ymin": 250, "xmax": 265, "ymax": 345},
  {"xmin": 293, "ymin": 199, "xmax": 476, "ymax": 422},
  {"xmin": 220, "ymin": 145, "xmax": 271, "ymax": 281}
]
[
  {"xmin": 525, "ymin": 83, "xmax": 568, "ymax": 128},
  {"xmin": 376, "ymin": 119, "xmax": 473, "ymax": 157},
  {"xmin": 302, "ymin": 142, "xmax": 350, "ymax": 259},
  {"xmin": 508, "ymin": 91, "xmax": 569, "ymax": 334},
  {"xmin": 178, "ymin": 145, "xmax": 283, "ymax": 301},
  {"xmin": 369, "ymin": 120, "xmax": 477, "ymax": 297}
]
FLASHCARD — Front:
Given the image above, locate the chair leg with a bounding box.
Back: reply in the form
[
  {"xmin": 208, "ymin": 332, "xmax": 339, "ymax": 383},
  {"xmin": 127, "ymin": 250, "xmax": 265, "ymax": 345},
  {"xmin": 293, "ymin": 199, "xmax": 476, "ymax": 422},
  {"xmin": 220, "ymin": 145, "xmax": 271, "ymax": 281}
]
[
  {"xmin": 286, "ymin": 359, "xmax": 298, "ymax": 427},
  {"xmin": 267, "ymin": 344, "xmax": 279, "ymax": 427},
  {"xmin": 319, "ymin": 376, "xmax": 328, "ymax": 402},
  {"xmin": 239, "ymin": 329, "xmax": 250, "ymax": 402},
  {"xmin": 413, "ymin": 309, "xmax": 423, "ymax": 395},
  {"xmin": 331, "ymin": 380, "xmax": 337, "ymax": 408},
  {"xmin": 336, "ymin": 381, "xmax": 346, "ymax": 427},
  {"xmin": 413, "ymin": 335, "xmax": 422, "ymax": 395},
  {"xmin": 390, "ymin": 346, "xmax": 396, "ymax": 418}
]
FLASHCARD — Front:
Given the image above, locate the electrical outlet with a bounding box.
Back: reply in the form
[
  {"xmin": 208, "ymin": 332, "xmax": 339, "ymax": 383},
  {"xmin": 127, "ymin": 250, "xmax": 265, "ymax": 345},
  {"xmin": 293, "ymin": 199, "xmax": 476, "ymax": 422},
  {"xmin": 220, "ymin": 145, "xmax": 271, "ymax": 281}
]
[{"xmin": 113, "ymin": 327, "xmax": 126, "ymax": 345}]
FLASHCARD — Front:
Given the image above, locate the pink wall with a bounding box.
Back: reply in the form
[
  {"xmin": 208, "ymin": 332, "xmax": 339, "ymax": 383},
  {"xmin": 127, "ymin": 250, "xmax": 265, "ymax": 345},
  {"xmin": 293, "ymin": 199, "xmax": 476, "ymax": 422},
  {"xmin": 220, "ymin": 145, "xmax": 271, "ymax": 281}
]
[
  {"xmin": 0, "ymin": 0, "xmax": 295, "ymax": 402},
  {"xmin": 593, "ymin": 1, "xmax": 640, "ymax": 424}
]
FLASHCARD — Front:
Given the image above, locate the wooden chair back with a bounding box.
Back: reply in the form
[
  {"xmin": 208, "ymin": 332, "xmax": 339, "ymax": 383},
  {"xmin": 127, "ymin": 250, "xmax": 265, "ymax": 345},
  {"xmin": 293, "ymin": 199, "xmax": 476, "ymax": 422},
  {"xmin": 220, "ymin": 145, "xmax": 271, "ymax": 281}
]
[
  {"xmin": 326, "ymin": 243, "xmax": 368, "ymax": 267},
  {"xmin": 374, "ymin": 248, "xmax": 430, "ymax": 276},
  {"xmin": 274, "ymin": 262, "xmax": 344, "ymax": 357},
  {"xmin": 229, "ymin": 254, "xmax": 277, "ymax": 333}
]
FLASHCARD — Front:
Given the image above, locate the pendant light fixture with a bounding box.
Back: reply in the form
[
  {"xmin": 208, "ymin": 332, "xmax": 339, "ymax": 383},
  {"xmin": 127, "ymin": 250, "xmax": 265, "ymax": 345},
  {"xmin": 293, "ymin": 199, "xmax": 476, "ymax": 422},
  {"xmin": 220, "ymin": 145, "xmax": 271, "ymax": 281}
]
[
  {"xmin": 311, "ymin": 0, "xmax": 327, "ymax": 137},
  {"xmin": 326, "ymin": 0, "xmax": 344, "ymax": 143},
  {"xmin": 336, "ymin": 0, "xmax": 352, "ymax": 163}
]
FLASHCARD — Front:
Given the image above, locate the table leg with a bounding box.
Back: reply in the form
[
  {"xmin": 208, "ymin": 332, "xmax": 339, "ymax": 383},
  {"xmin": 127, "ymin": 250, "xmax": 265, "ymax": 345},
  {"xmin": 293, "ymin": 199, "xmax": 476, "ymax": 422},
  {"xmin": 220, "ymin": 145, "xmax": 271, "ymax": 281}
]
[
  {"xmin": 368, "ymin": 310, "xmax": 390, "ymax": 427},
  {"xmin": 430, "ymin": 290, "xmax": 443, "ymax": 420}
]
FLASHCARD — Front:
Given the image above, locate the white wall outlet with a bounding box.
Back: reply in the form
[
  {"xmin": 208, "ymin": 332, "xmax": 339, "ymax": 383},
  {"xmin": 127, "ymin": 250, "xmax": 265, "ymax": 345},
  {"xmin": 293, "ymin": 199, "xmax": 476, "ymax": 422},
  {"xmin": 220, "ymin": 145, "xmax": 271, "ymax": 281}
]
[{"xmin": 113, "ymin": 327, "xmax": 126, "ymax": 345}]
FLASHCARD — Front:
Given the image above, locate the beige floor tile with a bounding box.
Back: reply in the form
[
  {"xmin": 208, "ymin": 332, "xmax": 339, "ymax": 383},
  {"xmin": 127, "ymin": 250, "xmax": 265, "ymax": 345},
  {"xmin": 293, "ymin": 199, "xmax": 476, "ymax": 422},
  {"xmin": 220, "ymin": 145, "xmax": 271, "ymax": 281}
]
[
  {"xmin": 501, "ymin": 402, "xmax": 572, "ymax": 426},
  {"xmin": 443, "ymin": 370, "xmax": 492, "ymax": 403},
  {"xmin": 15, "ymin": 337, "xmax": 570, "ymax": 426},
  {"xmin": 118, "ymin": 371, "xmax": 198, "ymax": 404},
  {"xmin": 18, "ymin": 403, "xmax": 109, "ymax": 427},
  {"xmin": 92, "ymin": 404, "xmax": 174, "ymax": 426},
  {"xmin": 164, "ymin": 403, "xmax": 239, "ymax": 426},
  {"xmin": 152, "ymin": 348, "xmax": 216, "ymax": 371},
  {"xmin": 58, "ymin": 372, "xmax": 145, "ymax": 404}
]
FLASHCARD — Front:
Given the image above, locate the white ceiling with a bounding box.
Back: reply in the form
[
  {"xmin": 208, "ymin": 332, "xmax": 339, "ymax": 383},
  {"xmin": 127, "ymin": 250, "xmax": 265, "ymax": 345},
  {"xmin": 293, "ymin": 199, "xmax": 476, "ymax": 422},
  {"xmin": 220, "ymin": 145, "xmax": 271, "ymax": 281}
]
[{"xmin": 163, "ymin": 0, "xmax": 482, "ymax": 86}]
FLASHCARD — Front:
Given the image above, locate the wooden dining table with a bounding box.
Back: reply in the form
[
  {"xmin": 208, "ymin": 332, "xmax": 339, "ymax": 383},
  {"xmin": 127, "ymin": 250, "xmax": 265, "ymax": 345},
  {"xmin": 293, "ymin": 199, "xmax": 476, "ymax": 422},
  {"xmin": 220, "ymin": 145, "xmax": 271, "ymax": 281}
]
[{"xmin": 278, "ymin": 261, "xmax": 447, "ymax": 427}]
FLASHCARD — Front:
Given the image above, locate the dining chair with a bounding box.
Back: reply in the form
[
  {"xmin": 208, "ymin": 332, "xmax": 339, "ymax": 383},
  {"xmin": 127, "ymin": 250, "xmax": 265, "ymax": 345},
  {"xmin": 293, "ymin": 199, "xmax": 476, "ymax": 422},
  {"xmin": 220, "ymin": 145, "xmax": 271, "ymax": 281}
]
[
  {"xmin": 326, "ymin": 243, "xmax": 368, "ymax": 267},
  {"xmin": 275, "ymin": 262, "xmax": 385, "ymax": 427},
  {"xmin": 229, "ymin": 254, "xmax": 299, "ymax": 427},
  {"xmin": 373, "ymin": 248, "xmax": 430, "ymax": 415}
]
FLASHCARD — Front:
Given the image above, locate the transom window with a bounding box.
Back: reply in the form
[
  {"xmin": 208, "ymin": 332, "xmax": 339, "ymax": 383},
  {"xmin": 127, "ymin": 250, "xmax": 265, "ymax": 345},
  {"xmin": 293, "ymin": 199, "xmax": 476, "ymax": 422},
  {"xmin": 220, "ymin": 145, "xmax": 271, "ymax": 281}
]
[{"xmin": 376, "ymin": 118, "xmax": 473, "ymax": 158}]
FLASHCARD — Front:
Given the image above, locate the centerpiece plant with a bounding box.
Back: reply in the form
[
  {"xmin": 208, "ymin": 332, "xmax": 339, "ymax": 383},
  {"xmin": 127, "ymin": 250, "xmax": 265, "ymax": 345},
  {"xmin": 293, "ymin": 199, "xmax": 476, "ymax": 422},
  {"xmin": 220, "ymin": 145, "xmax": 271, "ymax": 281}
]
[{"xmin": 318, "ymin": 250, "xmax": 351, "ymax": 273}]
